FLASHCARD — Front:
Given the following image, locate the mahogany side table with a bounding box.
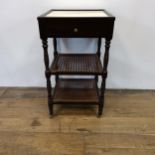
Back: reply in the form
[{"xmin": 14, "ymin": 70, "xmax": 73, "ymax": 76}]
[{"xmin": 37, "ymin": 10, "xmax": 115, "ymax": 117}]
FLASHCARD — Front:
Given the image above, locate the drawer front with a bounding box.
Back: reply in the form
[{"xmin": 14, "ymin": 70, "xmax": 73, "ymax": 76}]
[{"xmin": 38, "ymin": 18, "xmax": 114, "ymax": 39}]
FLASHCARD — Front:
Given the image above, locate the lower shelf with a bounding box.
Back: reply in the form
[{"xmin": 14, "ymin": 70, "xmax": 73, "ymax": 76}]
[{"xmin": 53, "ymin": 79, "xmax": 99, "ymax": 104}]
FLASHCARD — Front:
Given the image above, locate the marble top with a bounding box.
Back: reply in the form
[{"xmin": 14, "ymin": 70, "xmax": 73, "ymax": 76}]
[{"xmin": 46, "ymin": 10, "xmax": 108, "ymax": 18}]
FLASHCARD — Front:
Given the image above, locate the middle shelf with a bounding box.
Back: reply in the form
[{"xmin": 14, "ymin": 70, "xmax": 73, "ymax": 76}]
[{"xmin": 50, "ymin": 54, "xmax": 103, "ymax": 75}]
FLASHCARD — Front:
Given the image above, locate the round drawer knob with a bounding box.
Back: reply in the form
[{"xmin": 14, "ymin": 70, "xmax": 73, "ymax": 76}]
[{"xmin": 74, "ymin": 28, "xmax": 78, "ymax": 32}]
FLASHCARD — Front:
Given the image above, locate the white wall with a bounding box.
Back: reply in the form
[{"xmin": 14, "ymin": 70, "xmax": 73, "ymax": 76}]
[{"xmin": 0, "ymin": 0, "xmax": 155, "ymax": 89}]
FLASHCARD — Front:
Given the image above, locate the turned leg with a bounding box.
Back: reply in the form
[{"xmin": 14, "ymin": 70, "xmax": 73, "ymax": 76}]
[
  {"xmin": 95, "ymin": 38, "xmax": 102, "ymax": 82},
  {"xmin": 98, "ymin": 76, "xmax": 106, "ymax": 117},
  {"xmin": 42, "ymin": 38, "xmax": 53, "ymax": 116},
  {"xmin": 98, "ymin": 38, "xmax": 111, "ymax": 117},
  {"xmin": 53, "ymin": 38, "xmax": 59, "ymax": 82},
  {"xmin": 97, "ymin": 37, "xmax": 102, "ymax": 57},
  {"xmin": 46, "ymin": 72, "xmax": 53, "ymax": 116}
]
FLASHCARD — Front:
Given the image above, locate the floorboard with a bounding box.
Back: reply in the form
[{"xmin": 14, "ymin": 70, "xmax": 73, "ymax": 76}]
[{"xmin": 0, "ymin": 88, "xmax": 155, "ymax": 155}]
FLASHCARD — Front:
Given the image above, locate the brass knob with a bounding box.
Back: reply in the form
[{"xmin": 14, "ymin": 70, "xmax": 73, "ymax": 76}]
[{"xmin": 74, "ymin": 28, "xmax": 78, "ymax": 32}]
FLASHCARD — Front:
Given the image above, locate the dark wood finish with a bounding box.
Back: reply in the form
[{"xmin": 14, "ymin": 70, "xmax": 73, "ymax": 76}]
[
  {"xmin": 53, "ymin": 38, "xmax": 59, "ymax": 82},
  {"xmin": 103, "ymin": 39, "xmax": 111, "ymax": 71},
  {"xmin": 53, "ymin": 38, "xmax": 58, "ymax": 56},
  {"xmin": 53, "ymin": 79, "xmax": 99, "ymax": 104},
  {"xmin": 38, "ymin": 10, "xmax": 115, "ymax": 116},
  {"xmin": 38, "ymin": 18, "xmax": 114, "ymax": 38},
  {"xmin": 38, "ymin": 10, "xmax": 115, "ymax": 39},
  {"xmin": 42, "ymin": 39, "xmax": 53, "ymax": 115},
  {"xmin": 96, "ymin": 38, "xmax": 102, "ymax": 82},
  {"xmin": 97, "ymin": 38, "xmax": 102, "ymax": 57},
  {"xmin": 98, "ymin": 39, "xmax": 111, "ymax": 117},
  {"xmin": 50, "ymin": 54, "xmax": 103, "ymax": 75},
  {"xmin": 42, "ymin": 39, "xmax": 49, "ymax": 71}
]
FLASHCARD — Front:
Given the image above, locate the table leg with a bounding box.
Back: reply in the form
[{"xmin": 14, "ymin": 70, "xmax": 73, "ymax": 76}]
[
  {"xmin": 96, "ymin": 38, "xmax": 102, "ymax": 83},
  {"xmin": 98, "ymin": 38, "xmax": 111, "ymax": 117},
  {"xmin": 53, "ymin": 38, "xmax": 58, "ymax": 82},
  {"xmin": 42, "ymin": 38, "xmax": 53, "ymax": 116}
]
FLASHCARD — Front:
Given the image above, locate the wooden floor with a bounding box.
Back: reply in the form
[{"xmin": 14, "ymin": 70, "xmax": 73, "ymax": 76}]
[{"xmin": 0, "ymin": 88, "xmax": 155, "ymax": 155}]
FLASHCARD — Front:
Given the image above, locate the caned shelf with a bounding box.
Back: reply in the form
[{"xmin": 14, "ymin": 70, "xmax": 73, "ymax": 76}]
[
  {"xmin": 53, "ymin": 79, "xmax": 99, "ymax": 104},
  {"xmin": 50, "ymin": 54, "xmax": 103, "ymax": 75}
]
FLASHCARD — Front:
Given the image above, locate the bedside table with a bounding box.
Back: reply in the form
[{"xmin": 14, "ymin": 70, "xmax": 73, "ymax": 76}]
[{"xmin": 37, "ymin": 10, "xmax": 115, "ymax": 117}]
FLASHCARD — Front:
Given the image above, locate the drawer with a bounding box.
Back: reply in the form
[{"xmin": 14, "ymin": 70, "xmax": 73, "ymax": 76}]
[{"xmin": 38, "ymin": 11, "xmax": 115, "ymax": 39}]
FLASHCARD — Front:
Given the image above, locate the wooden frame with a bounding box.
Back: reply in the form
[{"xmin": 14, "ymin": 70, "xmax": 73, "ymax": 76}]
[{"xmin": 37, "ymin": 9, "xmax": 115, "ymax": 117}]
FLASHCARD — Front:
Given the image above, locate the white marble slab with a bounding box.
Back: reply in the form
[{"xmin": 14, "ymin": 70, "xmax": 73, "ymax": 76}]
[{"xmin": 46, "ymin": 11, "xmax": 108, "ymax": 17}]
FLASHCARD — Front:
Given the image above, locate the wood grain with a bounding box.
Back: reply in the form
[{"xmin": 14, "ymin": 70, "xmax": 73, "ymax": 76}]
[
  {"xmin": 85, "ymin": 133, "xmax": 155, "ymax": 149},
  {"xmin": 0, "ymin": 131, "xmax": 84, "ymax": 155},
  {"xmin": 59, "ymin": 117, "xmax": 155, "ymax": 134},
  {"xmin": 85, "ymin": 148, "xmax": 155, "ymax": 155},
  {"xmin": 1, "ymin": 88, "xmax": 47, "ymax": 98},
  {"xmin": 0, "ymin": 88, "xmax": 6, "ymax": 97},
  {"xmin": 0, "ymin": 88, "xmax": 155, "ymax": 155}
]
